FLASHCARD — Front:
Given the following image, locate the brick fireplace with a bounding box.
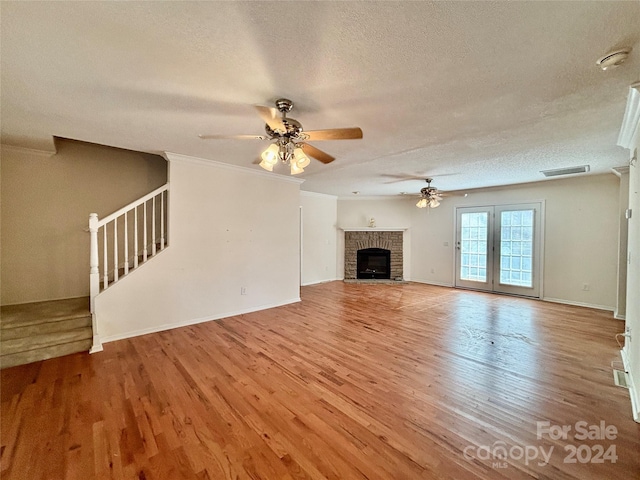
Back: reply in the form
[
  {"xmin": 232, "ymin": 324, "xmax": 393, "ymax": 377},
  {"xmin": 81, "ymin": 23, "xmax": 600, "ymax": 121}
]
[{"xmin": 344, "ymin": 230, "xmax": 404, "ymax": 280}]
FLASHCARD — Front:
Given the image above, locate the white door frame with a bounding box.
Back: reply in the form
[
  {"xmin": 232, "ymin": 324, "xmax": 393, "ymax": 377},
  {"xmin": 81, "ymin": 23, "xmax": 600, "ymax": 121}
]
[{"xmin": 454, "ymin": 201, "xmax": 545, "ymax": 298}]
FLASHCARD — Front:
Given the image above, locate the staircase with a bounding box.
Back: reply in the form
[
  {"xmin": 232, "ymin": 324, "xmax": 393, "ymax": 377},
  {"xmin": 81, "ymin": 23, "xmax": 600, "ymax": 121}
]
[
  {"xmin": 0, "ymin": 297, "xmax": 92, "ymax": 369},
  {"xmin": 1, "ymin": 183, "xmax": 169, "ymax": 369}
]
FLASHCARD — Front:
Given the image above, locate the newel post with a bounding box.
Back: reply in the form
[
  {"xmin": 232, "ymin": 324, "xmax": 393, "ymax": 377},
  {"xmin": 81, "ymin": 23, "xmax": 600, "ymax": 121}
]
[{"xmin": 89, "ymin": 213, "xmax": 103, "ymax": 353}]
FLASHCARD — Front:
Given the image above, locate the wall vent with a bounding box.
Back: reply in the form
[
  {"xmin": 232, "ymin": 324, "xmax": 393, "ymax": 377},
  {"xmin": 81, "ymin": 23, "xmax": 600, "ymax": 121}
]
[
  {"xmin": 613, "ymin": 369, "xmax": 629, "ymax": 388},
  {"xmin": 541, "ymin": 165, "xmax": 590, "ymax": 177}
]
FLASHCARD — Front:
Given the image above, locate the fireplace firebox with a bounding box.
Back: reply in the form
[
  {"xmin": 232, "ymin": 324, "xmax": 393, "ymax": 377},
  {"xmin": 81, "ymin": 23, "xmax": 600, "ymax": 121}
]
[{"xmin": 357, "ymin": 248, "xmax": 391, "ymax": 279}]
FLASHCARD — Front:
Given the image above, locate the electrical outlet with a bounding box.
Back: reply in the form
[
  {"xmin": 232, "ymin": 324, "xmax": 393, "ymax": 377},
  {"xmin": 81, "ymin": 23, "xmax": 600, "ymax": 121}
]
[
  {"xmin": 431, "ymin": 268, "xmax": 435, "ymax": 274},
  {"xmin": 582, "ymin": 283, "xmax": 590, "ymax": 291},
  {"xmin": 241, "ymin": 287, "xmax": 247, "ymax": 295}
]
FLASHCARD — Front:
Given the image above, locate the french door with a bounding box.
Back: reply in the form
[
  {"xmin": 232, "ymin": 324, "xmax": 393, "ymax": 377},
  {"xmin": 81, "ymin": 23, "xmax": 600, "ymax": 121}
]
[{"xmin": 455, "ymin": 203, "xmax": 542, "ymax": 298}]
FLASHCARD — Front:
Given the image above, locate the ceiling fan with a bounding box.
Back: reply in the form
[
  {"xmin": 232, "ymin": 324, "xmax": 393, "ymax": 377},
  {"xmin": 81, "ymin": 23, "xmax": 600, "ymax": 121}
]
[
  {"xmin": 415, "ymin": 178, "xmax": 443, "ymax": 208},
  {"xmin": 199, "ymin": 98, "xmax": 363, "ymax": 175}
]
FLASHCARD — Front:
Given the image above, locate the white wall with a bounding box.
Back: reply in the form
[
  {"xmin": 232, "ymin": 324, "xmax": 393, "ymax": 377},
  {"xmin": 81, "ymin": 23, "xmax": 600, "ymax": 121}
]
[
  {"xmin": 337, "ymin": 198, "xmax": 412, "ymax": 280},
  {"xmin": 616, "ymin": 170, "xmax": 630, "ymax": 319},
  {"xmin": 300, "ymin": 191, "xmax": 338, "ymax": 285},
  {"xmin": 410, "ymin": 197, "xmax": 457, "ymax": 287},
  {"xmin": 410, "ymin": 174, "xmax": 620, "ymax": 309},
  {"xmin": 95, "ymin": 154, "xmax": 302, "ymax": 342},
  {"xmin": 623, "ymin": 135, "xmax": 639, "ymax": 421},
  {"xmin": 0, "ymin": 140, "xmax": 167, "ymax": 305}
]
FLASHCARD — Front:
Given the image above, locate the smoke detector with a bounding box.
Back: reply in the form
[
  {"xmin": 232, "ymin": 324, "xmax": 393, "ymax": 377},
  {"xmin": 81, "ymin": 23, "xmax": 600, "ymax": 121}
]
[{"xmin": 597, "ymin": 48, "xmax": 632, "ymax": 70}]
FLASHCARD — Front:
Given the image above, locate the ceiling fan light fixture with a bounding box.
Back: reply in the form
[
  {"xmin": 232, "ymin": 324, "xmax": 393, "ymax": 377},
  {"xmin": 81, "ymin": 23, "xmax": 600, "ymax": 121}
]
[
  {"xmin": 261, "ymin": 143, "xmax": 280, "ymax": 165},
  {"xmin": 259, "ymin": 159, "xmax": 274, "ymax": 172},
  {"xmin": 415, "ymin": 178, "xmax": 442, "ymax": 209},
  {"xmin": 290, "ymin": 161, "xmax": 304, "ymax": 175},
  {"xmin": 293, "ymin": 147, "xmax": 311, "ymax": 168}
]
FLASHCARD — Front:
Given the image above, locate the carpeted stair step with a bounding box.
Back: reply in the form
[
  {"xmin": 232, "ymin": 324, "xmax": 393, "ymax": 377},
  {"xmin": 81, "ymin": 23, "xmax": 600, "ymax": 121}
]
[
  {"xmin": 2, "ymin": 316, "xmax": 91, "ymax": 340},
  {"xmin": 0, "ymin": 297, "xmax": 93, "ymax": 369},
  {"xmin": 1, "ymin": 327, "xmax": 93, "ymax": 356},
  {"xmin": 0, "ymin": 339, "xmax": 93, "ymax": 370}
]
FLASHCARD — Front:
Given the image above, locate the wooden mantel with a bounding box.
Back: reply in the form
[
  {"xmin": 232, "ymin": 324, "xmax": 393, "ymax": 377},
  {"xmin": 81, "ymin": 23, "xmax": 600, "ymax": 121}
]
[{"xmin": 339, "ymin": 227, "xmax": 408, "ymax": 232}]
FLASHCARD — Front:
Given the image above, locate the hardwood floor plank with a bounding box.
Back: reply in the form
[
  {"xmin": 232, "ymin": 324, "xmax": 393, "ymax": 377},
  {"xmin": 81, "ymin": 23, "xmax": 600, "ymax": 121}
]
[{"xmin": 2, "ymin": 282, "xmax": 639, "ymax": 479}]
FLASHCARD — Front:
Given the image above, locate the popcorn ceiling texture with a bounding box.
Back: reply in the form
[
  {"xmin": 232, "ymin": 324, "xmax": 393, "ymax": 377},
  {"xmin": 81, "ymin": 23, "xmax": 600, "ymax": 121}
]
[{"xmin": 1, "ymin": 2, "xmax": 639, "ymax": 195}]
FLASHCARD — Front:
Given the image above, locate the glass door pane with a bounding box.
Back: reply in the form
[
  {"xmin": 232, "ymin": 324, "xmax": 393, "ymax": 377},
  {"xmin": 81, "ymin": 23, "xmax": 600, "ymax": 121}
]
[
  {"xmin": 455, "ymin": 207, "xmax": 493, "ymax": 291},
  {"xmin": 460, "ymin": 212, "xmax": 488, "ymax": 282},
  {"xmin": 494, "ymin": 204, "xmax": 541, "ymax": 298},
  {"xmin": 499, "ymin": 209, "xmax": 533, "ymax": 287}
]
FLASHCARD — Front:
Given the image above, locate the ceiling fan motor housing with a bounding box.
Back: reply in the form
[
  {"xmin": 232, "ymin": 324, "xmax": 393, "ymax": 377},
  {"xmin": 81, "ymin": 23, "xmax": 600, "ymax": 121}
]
[
  {"xmin": 265, "ymin": 117, "xmax": 303, "ymax": 138},
  {"xmin": 275, "ymin": 98, "xmax": 294, "ymax": 113}
]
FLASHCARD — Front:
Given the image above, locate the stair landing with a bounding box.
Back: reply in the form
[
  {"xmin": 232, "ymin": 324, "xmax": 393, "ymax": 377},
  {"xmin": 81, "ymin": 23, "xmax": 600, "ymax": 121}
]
[{"xmin": 1, "ymin": 297, "xmax": 92, "ymax": 369}]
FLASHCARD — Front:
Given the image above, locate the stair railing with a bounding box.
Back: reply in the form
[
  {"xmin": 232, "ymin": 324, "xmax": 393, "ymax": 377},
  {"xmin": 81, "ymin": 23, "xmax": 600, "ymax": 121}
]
[{"xmin": 88, "ymin": 183, "xmax": 169, "ymax": 352}]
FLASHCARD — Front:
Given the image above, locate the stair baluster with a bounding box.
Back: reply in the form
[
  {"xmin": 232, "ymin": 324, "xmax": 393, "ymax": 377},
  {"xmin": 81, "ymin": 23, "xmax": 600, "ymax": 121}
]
[{"xmin": 88, "ymin": 184, "xmax": 169, "ymax": 353}]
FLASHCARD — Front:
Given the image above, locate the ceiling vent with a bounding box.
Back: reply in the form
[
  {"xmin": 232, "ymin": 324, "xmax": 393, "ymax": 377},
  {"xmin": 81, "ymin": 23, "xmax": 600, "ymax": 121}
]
[{"xmin": 541, "ymin": 165, "xmax": 590, "ymax": 177}]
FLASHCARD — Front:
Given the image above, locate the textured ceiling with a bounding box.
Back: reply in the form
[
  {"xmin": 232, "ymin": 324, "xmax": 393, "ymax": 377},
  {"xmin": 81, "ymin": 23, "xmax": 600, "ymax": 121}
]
[{"xmin": 1, "ymin": 1, "xmax": 639, "ymax": 196}]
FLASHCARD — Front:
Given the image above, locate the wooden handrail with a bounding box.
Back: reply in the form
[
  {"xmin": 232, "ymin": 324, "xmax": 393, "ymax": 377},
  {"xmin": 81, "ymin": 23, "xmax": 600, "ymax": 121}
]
[{"xmin": 97, "ymin": 184, "xmax": 168, "ymax": 227}]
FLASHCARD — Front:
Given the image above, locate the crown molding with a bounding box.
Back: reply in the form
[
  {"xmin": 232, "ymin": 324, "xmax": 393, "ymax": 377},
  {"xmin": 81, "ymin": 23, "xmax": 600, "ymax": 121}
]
[
  {"xmin": 618, "ymin": 82, "xmax": 640, "ymax": 150},
  {"xmin": 611, "ymin": 166, "xmax": 630, "ymax": 177},
  {"xmin": 300, "ymin": 190, "xmax": 338, "ymax": 199},
  {"xmin": 0, "ymin": 144, "xmax": 56, "ymax": 157},
  {"xmin": 164, "ymin": 152, "xmax": 305, "ymax": 185},
  {"xmin": 338, "ymin": 195, "xmax": 412, "ymax": 201}
]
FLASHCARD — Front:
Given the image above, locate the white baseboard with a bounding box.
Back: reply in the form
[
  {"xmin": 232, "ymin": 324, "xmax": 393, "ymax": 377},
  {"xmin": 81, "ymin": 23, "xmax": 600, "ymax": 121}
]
[
  {"xmin": 100, "ymin": 297, "xmax": 301, "ymax": 344},
  {"xmin": 542, "ymin": 297, "xmax": 615, "ymax": 312},
  {"xmin": 621, "ymin": 348, "xmax": 640, "ymax": 423},
  {"xmin": 614, "ymin": 312, "xmax": 626, "ymax": 320},
  {"xmin": 301, "ymin": 278, "xmax": 338, "ymax": 287},
  {"xmin": 411, "ymin": 278, "xmax": 455, "ymax": 288}
]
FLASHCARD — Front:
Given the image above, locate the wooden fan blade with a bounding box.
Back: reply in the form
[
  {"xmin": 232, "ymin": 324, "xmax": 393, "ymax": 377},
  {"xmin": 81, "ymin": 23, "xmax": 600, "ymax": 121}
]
[
  {"xmin": 381, "ymin": 172, "xmax": 459, "ymax": 184},
  {"xmin": 198, "ymin": 134, "xmax": 267, "ymax": 140},
  {"xmin": 304, "ymin": 127, "xmax": 363, "ymax": 141},
  {"xmin": 301, "ymin": 143, "xmax": 335, "ymax": 164},
  {"xmin": 254, "ymin": 105, "xmax": 286, "ymax": 132},
  {"xmin": 381, "ymin": 174, "xmax": 428, "ymax": 184}
]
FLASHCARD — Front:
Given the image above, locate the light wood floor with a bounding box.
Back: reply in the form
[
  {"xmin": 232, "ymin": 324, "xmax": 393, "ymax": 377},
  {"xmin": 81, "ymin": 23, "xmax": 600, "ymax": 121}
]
[{"xmin": 1, "ymin": 282, "xmax": 639, "ymax": 479}]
